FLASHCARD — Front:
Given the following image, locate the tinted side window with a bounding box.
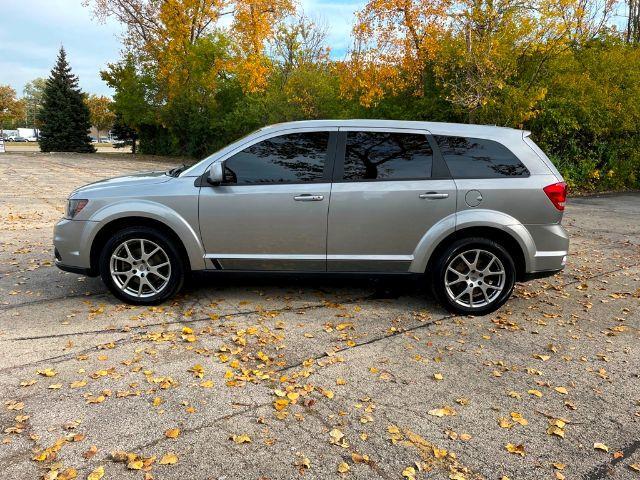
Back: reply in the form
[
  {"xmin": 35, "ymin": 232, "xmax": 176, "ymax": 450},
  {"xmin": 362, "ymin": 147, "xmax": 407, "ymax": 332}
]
[
  {"xmin": 342, "ymin": 132, "xmax": 433, "ymax": 181},
  {"xmin": 434, "ymin": 136, "xmax": 529, "ymax": 178},
  {"xmin": 224, "ymin": 132, "xmax": 329, "ymax": 184}
]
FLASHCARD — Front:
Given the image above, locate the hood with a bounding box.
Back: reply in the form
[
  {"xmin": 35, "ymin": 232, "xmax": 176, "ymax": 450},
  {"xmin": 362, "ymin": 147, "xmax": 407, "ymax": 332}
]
[{"xmin": 70, "ymin": 171, "xmax": 171, "ymax": 197}]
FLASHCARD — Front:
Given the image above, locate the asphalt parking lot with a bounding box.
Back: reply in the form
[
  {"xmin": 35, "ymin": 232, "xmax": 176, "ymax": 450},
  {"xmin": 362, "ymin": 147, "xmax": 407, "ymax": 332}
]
[{"xmin": 1, "ymin": 152, "xmax": 639, "ymax": 480}]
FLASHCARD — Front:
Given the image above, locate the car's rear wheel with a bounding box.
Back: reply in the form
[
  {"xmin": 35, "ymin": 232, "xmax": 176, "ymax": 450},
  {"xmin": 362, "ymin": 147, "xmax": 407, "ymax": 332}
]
[
  {"xmin": 431, "ymin": 237, "xmax": 516, "ymax": 315},
  {"xmin": 99, "ymin": 226, "xmax": 184, "ymax": 305}
]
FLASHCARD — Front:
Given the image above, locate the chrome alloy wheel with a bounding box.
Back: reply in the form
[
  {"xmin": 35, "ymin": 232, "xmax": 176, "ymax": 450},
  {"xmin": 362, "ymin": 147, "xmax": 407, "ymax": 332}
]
[
  {"xmin": 109, "ymin": 239, "xmax": 171, "ymax": 298},
  {"xmin": 444, "ymin": 249, "xmax": 506, "ymax": 309}
]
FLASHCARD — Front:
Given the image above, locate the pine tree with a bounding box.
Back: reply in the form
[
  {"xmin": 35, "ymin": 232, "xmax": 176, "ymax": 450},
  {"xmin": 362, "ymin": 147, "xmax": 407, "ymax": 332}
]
[{"xmin": 38, "ymin": 47, "xmax": 95, "ymax": 153}]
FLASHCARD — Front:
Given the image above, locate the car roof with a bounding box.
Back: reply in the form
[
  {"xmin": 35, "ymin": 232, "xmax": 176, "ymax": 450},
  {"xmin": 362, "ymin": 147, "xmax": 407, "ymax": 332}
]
[{"xmin": 260, "ymin": 120, "xmax": 527, "ymax": 140}]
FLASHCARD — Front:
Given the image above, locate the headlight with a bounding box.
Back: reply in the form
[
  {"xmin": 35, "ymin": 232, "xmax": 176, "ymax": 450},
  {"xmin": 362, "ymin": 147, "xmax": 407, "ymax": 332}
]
[{"xmin": 66, "ymin": 199, "xmax": 88, "ymax": 219}]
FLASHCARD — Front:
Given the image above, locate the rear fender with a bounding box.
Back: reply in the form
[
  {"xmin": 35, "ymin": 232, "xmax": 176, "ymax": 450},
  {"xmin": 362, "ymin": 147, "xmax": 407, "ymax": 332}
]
[{"xmin": 409, "ymin": 209, "xmax": 535, "ymax": 273}]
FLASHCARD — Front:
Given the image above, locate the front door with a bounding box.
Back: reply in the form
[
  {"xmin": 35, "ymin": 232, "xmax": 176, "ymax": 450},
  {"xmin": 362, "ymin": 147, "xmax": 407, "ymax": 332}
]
[
  {"xmin": 198, "ymin": 129, "xmax": 336, "ymax": 271},
  {"xmin": 327, "ymin": 128, "xmax": 457, "ymax": 272}
]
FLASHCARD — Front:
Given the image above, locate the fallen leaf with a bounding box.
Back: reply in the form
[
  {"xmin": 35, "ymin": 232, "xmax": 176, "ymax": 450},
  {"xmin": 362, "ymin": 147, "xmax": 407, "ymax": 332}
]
[
  {"xmin": 506, "ymin": 443, "xmax": 526, "ymax": 456},
  {"xmin": 428, "ymin": 406, "xmax": 456, "ymax": 417},
  {"xmin": 165, "ymin": 428, "xmax": 180, "ymax": 439},
  {"xmin": 594, "ymin": 443, "xmax": 609, "ymax": 452},
  {"xmin": 87, "ymin": 466, "xmax": 104, "ymax": 480},
  {"xmin": 159, "ymin": 453, "xmax": 178, "ymax": 465},
  {"xmin": 402, "ymin": 466, "xmax": 416, "ymax": 480},
  {"xmin": 337, "ymin": 461, "xmax": 350, "ymax": 473},
  {"xmin": 231, "ymin": 434, "xmax": 252, "ymax": 444}
]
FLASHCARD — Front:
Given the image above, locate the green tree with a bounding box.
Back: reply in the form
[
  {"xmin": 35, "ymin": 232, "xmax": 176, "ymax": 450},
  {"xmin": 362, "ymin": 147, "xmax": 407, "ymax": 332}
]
[
  {"xmin": 23, "ymin": 78, "xmax": 46, "ymax": 132},
  {"xmin": 111, "ymin": 112, "xmax": 139, "ymax": 154},
  {"xmin": 37, "ymin": 47, "xmax": 95, "ymax": 153}
]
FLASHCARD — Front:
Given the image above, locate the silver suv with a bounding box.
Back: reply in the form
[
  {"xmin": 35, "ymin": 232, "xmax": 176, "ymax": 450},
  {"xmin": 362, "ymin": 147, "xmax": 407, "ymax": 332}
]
[{"xmin": 54, "ymin": 120, "xmax": 568, "ymax": 314}]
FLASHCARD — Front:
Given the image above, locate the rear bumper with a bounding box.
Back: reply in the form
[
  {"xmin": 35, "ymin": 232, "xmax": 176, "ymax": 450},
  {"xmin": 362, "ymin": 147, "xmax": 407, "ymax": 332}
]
[
  {"xmin": 55, "ymin": 260, "xmax": 93, "ymax": 276},
  {"xmin": 524, "ymin": 223, "xmax": 569, "ymax": 273}
]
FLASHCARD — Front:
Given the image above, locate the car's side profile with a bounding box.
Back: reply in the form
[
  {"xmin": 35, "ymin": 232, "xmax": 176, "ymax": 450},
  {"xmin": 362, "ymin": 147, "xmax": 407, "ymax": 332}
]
[{"xmin": 54, "ymin": 120, "xmax": 569, "ymax": 314}]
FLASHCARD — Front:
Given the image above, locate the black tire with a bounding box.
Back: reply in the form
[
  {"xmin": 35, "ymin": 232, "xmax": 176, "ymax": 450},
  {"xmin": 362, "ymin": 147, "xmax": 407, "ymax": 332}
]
[
  {"xmin": 430, "ymin": 237, "xmax": 516, "ymax": 315},
  {"xmin": 99, "ymin": 226, "xmax": 185, "ymax": 305}
]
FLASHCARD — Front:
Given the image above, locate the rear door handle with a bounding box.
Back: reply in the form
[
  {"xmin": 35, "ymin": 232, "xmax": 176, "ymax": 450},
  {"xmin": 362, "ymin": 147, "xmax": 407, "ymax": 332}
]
[
  {"xmin": 419, "ymin": 192, "xmax": 449, "ymax": 200},
  {"xmin": 294, "ymin": 194, "xmax": 324, "ymax": 202}
]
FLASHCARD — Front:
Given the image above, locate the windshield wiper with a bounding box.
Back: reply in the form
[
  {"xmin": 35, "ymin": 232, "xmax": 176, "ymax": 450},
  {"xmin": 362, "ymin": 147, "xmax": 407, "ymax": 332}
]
[{"xmin": 166, "ymin": 164, "xmax": 187, "ymax": 177}]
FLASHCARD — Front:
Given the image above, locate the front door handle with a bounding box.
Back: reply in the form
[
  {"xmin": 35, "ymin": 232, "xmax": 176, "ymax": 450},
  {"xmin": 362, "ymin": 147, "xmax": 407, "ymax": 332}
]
[
  {"xmin": 294, "ymin": 194, "xmax": 324, "ymax": 202},
  {"xmin": 419, "ymin": 192, "xmax": 449, "ymax": 200}
]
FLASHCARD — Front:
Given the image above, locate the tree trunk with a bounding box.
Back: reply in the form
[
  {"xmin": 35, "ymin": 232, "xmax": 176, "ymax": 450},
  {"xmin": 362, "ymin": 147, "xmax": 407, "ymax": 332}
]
[{"xmin": 132, "ymin": 139, "xmax": 137, "ymax": 154}]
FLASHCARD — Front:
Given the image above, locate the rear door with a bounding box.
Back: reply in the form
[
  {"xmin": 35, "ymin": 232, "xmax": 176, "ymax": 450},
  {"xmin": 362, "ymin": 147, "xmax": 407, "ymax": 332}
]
[
  {"xmin": 327, "ymin": 128, "xmax": 457, "ymax": 272},
  {"xmin": 198, "ymin": 128, "xmax": 337, "ymax": 271}
]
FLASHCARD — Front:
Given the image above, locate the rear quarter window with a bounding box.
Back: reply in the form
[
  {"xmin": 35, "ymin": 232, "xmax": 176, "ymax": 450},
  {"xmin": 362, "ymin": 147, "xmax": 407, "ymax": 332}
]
[{"xmin": 434, "ymin": 136, "xmax": 529, "ymax": 178}]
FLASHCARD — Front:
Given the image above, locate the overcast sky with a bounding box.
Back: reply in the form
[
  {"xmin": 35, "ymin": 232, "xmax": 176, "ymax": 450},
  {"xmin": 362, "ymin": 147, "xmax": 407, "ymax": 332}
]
[{"xmin": 0, "ymin": 0, "xmax": 362, "ymax": 98}]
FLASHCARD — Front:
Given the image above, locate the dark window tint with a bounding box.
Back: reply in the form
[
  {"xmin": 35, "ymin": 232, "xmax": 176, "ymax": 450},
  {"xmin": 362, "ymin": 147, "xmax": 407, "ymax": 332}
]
[
  {"xmin": 224, "ymin": 132, "xmax": 329, "ymax": 184},
  {"xmin": 434, "ymin": 136, "xmax": 529, "ymax": 178},
  {"xmin": 342, "ymin": 132, "xmax": 433, "ymax": 181}
]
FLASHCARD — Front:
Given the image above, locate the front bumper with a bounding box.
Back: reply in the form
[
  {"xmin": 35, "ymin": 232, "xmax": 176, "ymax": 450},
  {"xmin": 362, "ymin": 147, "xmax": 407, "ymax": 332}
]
[{"xmin": 53, "ymin": 218, "xmax": 97, "ymax": 276}]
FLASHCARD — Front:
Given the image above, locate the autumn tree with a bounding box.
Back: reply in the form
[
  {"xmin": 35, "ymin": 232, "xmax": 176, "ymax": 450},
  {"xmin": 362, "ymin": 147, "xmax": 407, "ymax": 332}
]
[
  {"xmin": 86, "ymin": 0, "xmax": 293, "ymax": 95},
  {"xmin": 86, "ymin": 94, "xmax": 116, "ymax": 142},
  {"xmin": 339, "ymin": 0, "xmax": 451, "ymax": 107},
  {"xmin": 0, "ymin": 85, "xmax": 25, "ymax": 139}
]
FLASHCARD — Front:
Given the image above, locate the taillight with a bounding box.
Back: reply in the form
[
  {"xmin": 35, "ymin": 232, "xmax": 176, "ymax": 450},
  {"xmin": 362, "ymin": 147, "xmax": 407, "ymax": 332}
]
[{"xmin": 543, "ymin": 182, "xmax": 567, "ymax": 211}]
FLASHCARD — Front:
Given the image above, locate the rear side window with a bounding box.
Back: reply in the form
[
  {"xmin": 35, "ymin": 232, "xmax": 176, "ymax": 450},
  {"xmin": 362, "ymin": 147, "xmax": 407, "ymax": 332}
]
[
  {"xmin": 224, "ymin": 132, "xmax": 329, "ymax": 184},
  {"xmin": 434, "ymin": 136, "xmax": 529, "ymax": 178},
  {"xmin": 342, "ymin": 131, "xmax": 433, "ymax": 181}
]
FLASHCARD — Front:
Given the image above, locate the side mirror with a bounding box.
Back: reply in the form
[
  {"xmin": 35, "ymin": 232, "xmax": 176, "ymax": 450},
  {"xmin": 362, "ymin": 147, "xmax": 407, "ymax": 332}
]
[{"xmin": 207, "ymin": 162, "xmax": 224, "ymax": 186}]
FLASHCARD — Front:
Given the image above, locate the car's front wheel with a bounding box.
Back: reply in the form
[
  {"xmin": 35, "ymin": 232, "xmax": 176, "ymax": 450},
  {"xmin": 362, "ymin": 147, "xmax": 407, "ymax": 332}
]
[
  {"xmin": 431, "ymin": 237, "xmax": 516, "ymax": 315},
  {"xmin": 99, "ymin": 226, "xmax": 185, "ymax": 305}
]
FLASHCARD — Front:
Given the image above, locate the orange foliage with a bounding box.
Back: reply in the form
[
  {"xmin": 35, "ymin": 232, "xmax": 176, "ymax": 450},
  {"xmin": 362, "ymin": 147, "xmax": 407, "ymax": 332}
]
[{"xmin": 340, "ymin": 0, "xmax": 451, "ymax": 106}]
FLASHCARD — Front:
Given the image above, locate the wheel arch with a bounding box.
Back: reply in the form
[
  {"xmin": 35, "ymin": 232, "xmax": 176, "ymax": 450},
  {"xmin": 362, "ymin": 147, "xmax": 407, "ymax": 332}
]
[
  {"xmin": 89, "ymin": 216, "xmax": 196, "ymax": 276},
  {"xmin": 410, "ymin": 210, "xmax": 535, "ymax": 281},
  {"xmin": 424, "ymin": 226, "xmax": 528, "ymax": 281}
]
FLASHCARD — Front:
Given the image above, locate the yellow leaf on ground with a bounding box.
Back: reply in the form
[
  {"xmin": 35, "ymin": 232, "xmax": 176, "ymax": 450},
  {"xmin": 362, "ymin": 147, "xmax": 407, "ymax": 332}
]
[
  {"xmin": 506, "ymin": 443, "xmax": 526, "ymax": 456},
  {"xmin": 528, "ymin": 389, "xmax": 543, "ymax": 397},
  {"xmin": 511, "ymin": 412, "xmax": 528, "ymax": 426},
  {"xmin": 337, "ymin": 462, "xmax": 350, "ymax": 473},
  {"xmin": 554, "ymin": 386, "xmax": 568, "ymax": 395},
  {"xmin": 232, "ymin": 434, "xmax": 252, "ymax": 444},
  {"xmin": 402, "ymin": 466, "xmax": 416, "ymax": 479},
  {"xmin": 594, "ymin": 443, "xmax": 609, "ymax": 452},
  {"xmin": 428, "ymin": 406, "xmax": 456, "ymax": 417},
  {"xmin": 432, "ymin": 446, "xmax": 447, "ymax": 458},
  {"xmin": 165, "ymin": 428, "xmax": 180, "ymax": 439},
  {"xmin": 87, "ymin": 466, "xmax": 105, "ymax": 480},
  {"xmin": 38, "ymin": 368, "xmax": 58, "ymax": 377},
  {"xmin": 127, "ymin": 459, "xmax": 144, "ymax": 470},
  {"xmin": 159, "ymin": 453, "xmax": 178, "ymax": 465}
]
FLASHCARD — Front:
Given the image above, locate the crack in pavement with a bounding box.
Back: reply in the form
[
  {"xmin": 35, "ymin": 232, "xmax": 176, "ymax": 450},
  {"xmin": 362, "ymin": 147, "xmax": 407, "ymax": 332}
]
[
  {"xmin": 582, "ymin": 440, "xmax": 640, "ymax": 480},
  {"xmin": 82, "ymin": 313, "xmax": 453, "ymax": 458}
]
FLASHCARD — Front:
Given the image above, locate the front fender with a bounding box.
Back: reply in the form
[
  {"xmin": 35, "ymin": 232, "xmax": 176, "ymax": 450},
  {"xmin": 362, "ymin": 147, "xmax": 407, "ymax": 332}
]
[
  {"xmin": 409, "ymin": 209, "xmax": 535, "ymax": 273},
  {"xmin": 85, "ymin": 200, "xmax": 206, "ymax": 271}
]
